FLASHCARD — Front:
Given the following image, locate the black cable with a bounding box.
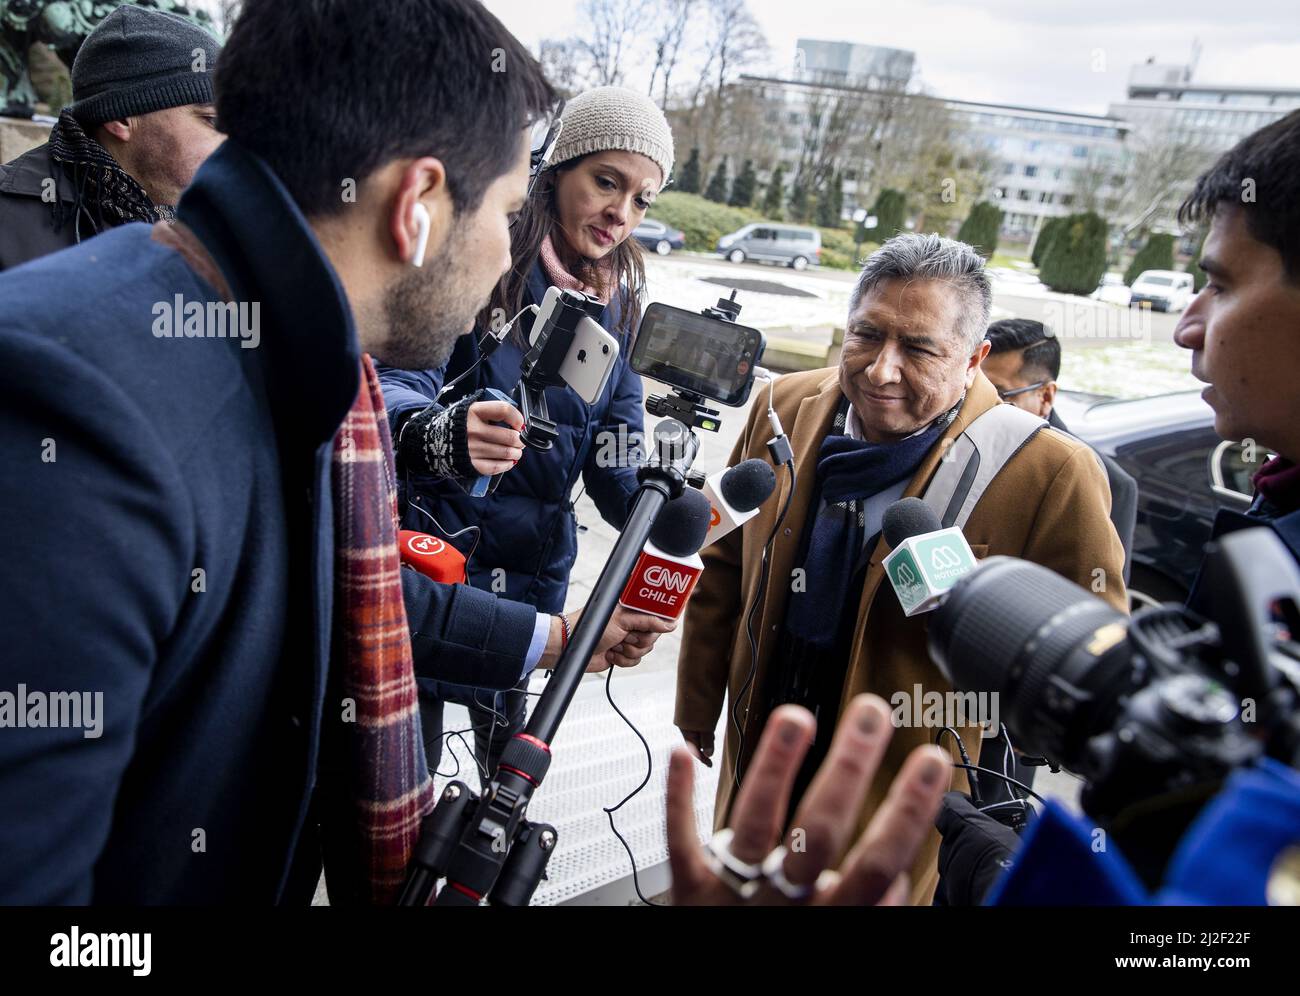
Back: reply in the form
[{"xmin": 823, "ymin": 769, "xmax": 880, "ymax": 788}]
[
  {"xmin": 936, "ymin": 725, "xmax": 982, "ymax": 803},
  {"xmin": 434, "ymin": 329, "xmax": 493, "ymax": 402},
  {"xmin": 949, "ymin": 763, "xmax": 1048, "ymax": 806},
  {"xmin": 405, "ymin": 493, "xmax": 482, "ymax": 571},
  {"xmin": 435, "ymin": 727, "xmax": 487, "ymax": 781},
  {"xmin": 600, "ymin": 664, "xmax": 667, "ymax": 907},
  {"xmin": 732, "ymin": 459, "xmax": 797, "ymax": 790}
]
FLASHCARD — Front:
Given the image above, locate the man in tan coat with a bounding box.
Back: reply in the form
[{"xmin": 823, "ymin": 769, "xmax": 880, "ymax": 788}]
[{"xmin": 675, "ymin": 233, "xmax": 1127, "ymax": 903}]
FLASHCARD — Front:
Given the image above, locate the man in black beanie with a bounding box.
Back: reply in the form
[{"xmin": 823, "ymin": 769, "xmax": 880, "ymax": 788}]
[{"xmin": 0, "ymin": 4, "xmax": 223, "ymax": 272}]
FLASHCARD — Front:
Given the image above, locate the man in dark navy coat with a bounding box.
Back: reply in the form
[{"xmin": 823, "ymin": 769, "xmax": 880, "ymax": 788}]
[{"xmin": 0, "ymin": 0, "xmax": 663, "ymax": 905}]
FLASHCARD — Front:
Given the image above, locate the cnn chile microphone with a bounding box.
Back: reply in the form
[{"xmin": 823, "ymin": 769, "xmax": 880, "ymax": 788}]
[
  {"xmin": 701, "ymin": 457, "xmax": 777, "ymax": 548},
  {"xmin": 881, "ymin": 498, "xmax": 977, "ymax": 616},
  {"xmin": 618, "ymin": 487, "xmax": 713, "ymax": 621},
  {"xmin": 397, "ymin": 530, "xmax": 467, "ymax": 584}
]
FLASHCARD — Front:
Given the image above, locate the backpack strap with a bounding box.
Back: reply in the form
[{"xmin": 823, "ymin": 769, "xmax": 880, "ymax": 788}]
[{"xmin": 922, "ymin": 404, "xmax": 1048, "ymax": 529}]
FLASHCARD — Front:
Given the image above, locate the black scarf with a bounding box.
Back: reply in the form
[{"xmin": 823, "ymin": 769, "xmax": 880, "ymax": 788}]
[
  {"xmin": 48, "ymin": 110, "xmax": 173, "ymax": 243},
  {"xmin": 784, "ymin": 395, "xmax": 960, "ymax": 645}
]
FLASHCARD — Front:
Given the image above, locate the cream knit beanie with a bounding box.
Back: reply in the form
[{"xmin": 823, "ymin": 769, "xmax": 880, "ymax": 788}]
[{"xmin": 548, "ymin": 86, "xmax": 675, "ymax": 188}]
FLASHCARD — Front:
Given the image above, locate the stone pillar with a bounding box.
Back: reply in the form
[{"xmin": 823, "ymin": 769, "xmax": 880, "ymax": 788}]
[{"xmin": 0, "ymin": 116, "xmax": 52, "ymax": 164}]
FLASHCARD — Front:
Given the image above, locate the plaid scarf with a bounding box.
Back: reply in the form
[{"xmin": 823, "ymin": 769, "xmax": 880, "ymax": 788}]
[
  {"xmin": 321, "ymin": 355, "xmax": 436, "ymax": 905},
  {"xmin": 48, "ymin": 110, "xmax": 173, "ymax": 241}
]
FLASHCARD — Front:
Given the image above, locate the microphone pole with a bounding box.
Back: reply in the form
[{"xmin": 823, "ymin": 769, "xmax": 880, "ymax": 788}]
[
  {"xmin": 398, "ymin": 415, "xmax": 703, "ymax": 906},
  {"xmin": 528, "ymin": 420, "xmax": 698, "ymax": 735}
]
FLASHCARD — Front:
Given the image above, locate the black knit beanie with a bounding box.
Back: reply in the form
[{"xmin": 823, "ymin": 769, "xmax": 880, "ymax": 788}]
[{"xmin": 68, "ymin": 5, "xmax": 221, "ymax": 127}]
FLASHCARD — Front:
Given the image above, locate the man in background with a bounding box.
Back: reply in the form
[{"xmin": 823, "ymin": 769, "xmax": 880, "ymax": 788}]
[
  {"xmin": 0, "ymin": 5, "xmax": 223, "ymax": 271},
  {"xmin": 983, "ymin": 317, "xmax": 1137, "ymax": 580}
]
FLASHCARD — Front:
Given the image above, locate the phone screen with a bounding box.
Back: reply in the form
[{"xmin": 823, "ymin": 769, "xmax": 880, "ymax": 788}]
[{"xmin": 632, "ymin": 303, "xmax": 764, "ymax": 406}]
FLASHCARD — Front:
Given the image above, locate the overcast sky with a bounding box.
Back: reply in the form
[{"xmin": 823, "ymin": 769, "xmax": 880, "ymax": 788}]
[{"xmin": 484, "ymin": 0, "xmax": 1300, "ymax": 116}]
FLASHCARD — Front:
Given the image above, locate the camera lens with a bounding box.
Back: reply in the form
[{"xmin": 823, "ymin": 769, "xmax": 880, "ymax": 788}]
[{"xmin": 929, "ymin": 557, "xmax": 1142, "ymax": 766}]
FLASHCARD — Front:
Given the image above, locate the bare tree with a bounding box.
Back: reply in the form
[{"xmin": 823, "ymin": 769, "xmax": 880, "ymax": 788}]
[
  {"xmin": 1069, "ymin": 148, "xmax": 1114, "ymax": 217},
  {"xmin": 575, "ymin": 0, "xmax": 651, "ymax": 88},
  {"xmin": 706, "ymin": 0, "xmax": 767, "ymax": 144},
  {"xmin": 868, "ymin": 94, "xmax": 987, "ymax": 235},
  {"xmin": 193, "ymin": 0, "xmax": 242, "ymax": 35},
  {"xmin": 645, "ymin": 0, "xmax": 693, "ymax": 109},
  {"xmin": 539, "ymin": 37, "xmax": 589, "ymax": 99},
  {"xmin": 1107, "ymin": 118, "xmax": 1218, "ymax": 235}
]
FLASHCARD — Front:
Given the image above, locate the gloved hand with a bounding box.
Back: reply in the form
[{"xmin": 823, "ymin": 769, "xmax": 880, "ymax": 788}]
[{"xmin": 933, "ymin": 791, "xmax": 1025, "ymax": 906}]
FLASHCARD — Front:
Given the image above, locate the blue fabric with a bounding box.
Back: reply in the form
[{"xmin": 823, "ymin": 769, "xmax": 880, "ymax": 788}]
[
  {"xmin": 1159, "ymin": 758, "xmax": 1300, "ymax": 905},
  {"xmin": 1187, "ymin": 500, "xmax": 1300, "ymax": 614},
  {"xmin": 784, "ymin": 415, "xmax": 947, "ymax": 644},
  {"xmin": 377, "ymin": 260, "xmax": 645, "ymax": 615},
  {"xmin": 990, "ymin": 760, "xmax": 1300, "ymax": 905},
  {"xmin": 0, "ymin": 139, "xmax": 536, "ymax": 905},
  {"xmin": 987, "ymin": 801, "xmax": 1148, "ymax": 905}
]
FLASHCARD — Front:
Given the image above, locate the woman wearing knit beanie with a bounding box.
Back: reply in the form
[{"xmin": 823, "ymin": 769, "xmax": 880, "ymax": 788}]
[{"xmin": 377, "ymin": 86, "xmax": 674, "ymax": 777}]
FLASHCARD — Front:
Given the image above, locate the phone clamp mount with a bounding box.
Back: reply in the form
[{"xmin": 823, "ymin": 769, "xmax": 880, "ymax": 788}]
[
  {"xmin": 644, "ymin": 290, "xmax": 745, "ymax": 435},
  {"xmin": 515, "ymin": 288, "xmax": 605, "ymax": 452}
]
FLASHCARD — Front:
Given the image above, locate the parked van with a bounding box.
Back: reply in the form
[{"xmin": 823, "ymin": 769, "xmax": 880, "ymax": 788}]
[
  {"xmin": 716, "ymin": 223, "xmax": 821, "ymax": 270},
  {"xmin": 1129, "ymin": 270, "xmax": 1195, "ymax": 312}
]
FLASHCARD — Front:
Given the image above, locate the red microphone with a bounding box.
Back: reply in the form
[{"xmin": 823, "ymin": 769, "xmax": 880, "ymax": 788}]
[
  {"xmin": 397, "ymin": 530, "xmax": 467, "ymax": 584},
  {"xmin": 618, "ymin": 487, "xmax": 712, "ymax": 621}
]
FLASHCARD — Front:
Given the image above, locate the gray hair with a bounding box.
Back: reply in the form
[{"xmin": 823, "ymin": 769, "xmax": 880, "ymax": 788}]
[{"xmin": 848, "ymin": 233, "xmax": 992, "ymax": 353}]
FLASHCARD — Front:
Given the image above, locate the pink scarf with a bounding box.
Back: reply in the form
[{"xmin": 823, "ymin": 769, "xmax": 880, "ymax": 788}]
[{"xmin": 538, "ymin": 233, "xmax": 614, "ymax": 305}]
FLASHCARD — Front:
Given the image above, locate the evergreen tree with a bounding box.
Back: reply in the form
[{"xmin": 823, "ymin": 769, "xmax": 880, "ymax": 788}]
[
  {"xmin": 1124, "ymin": 232, "xmax": 1177, "ymax": 285},
  {"xmin": 1185, "ymin": 229, "xmax": 1208, "ymax": 291},
  {"xmin": 677, "ymin": 147, "xmax": 701, "ymax": 195},
  {"xmin": 762, "ymin": 164, "xmax": 786, "ymax": 218},
  {"xmin": 858, "ymin": 188, "xmax": 906, "ymax": 244},
  {"xmin": 729, "ymin": 159, "xmax": 757, "ymax": 208},
  {"xmin": 1031, "ymin": 216, "xmax": 1063, "ymax": 268},
  {"xmin": 956, "ymin": 201, "xmax": 1004, "ymax": 259},
  {"xmin": 1039, "ymin": 212, "xmax": 1110, "ymax": 296},
  {"xmin": 787, "ymin": 176, "xmax": 811, "ymax": 222},
  {"xmin": 816, "ymin": 172, "xmax": 845, "ymax": 228},
  {"xmin": 704, "ymin": 157, "xmax": 730, "ymax": 203}
]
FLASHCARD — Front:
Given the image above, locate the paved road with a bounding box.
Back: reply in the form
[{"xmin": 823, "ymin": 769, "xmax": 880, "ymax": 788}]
[{"xmin": 650, "ymin": 250, "xmax": 1182, "ymax": 350}]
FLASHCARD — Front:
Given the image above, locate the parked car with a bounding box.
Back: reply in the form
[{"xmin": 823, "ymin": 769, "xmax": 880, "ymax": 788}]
[
  {"xmin": 632, "ymin": 218, "xmax": 685, "ymax": 256},
  {"xmin": 1053, "ymin": 390, "xmax": 1269, "ymax": 610},
  {"xmin": 1091, "ymin": 271, "xmax": 1132, "ymax": 307},
  {"xmin": 716, "ymin": 223, "xmax": 821, "ymax": 270},
  {"xmin": 1128, "ymin": 269, "xmax": 1195, "ymax": 312}
]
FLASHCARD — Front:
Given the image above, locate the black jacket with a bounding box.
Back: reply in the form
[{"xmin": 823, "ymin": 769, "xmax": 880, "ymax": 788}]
[
  {"xmin": 0, "ymin": 139, "xmax": 537, "ymax": 904},
  {"xmin": 1051, "ymin": 407, "xmax": 1138, "ymax": 581},
  {"xmin": 0, "ymin": 141, "xmax": 86, "ymax": 272}
]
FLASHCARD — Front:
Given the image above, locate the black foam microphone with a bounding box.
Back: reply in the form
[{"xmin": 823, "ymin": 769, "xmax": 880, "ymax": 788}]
[
  {"xmin": 720, "ymin": 459, "xmax": 777, "ymax": 513},
  {"xmin": 649, "ymin": 486, "xmax": 713, "ymax": 557},
  {"xmin": 619, "ymin": 487, "xmax": 713, "ymax": 620},
  {"xmin": 882, "ymin": 497, "xmax": 943, "ymax": 550},
  {"xmin": 881, "ymin": 497, "xmax": 978, "ymax": 616},
  {"xmin": 702, "ymin": 458, "xmax": 778, "ymax": 548}
]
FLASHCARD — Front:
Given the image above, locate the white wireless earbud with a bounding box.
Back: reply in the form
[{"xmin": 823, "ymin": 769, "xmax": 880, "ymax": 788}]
[{"xmin": 411, "ymin": 202, "xmax": 431, "ymax": 268}]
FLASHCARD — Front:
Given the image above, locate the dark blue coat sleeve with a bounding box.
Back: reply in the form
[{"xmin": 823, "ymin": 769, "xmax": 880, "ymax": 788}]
[
  {"xmin": 582, "ymin": 355, "xmax": 644, "ymax": 531},
  {"xmin": 375, "ymin": 363, "xmax": 447, "ymax": 436},
  {"xmin": 0, "ymin": 331, "xmax": 193, "ymax": 904},
  {"xmin": 401, "ymin": 571, "xmax": 538, "ymax": 689}
]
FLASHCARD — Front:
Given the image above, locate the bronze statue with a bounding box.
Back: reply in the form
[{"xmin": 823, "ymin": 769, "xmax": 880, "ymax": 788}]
[{"xmin": 2, "ymin": 1, "xmax": 214, "ymax": 118}]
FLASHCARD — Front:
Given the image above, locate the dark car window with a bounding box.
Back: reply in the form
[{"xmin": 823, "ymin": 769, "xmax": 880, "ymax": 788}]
[{"xmin": 1214, "ymin": 440, "xmax": 1269, "ymax": 499}]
